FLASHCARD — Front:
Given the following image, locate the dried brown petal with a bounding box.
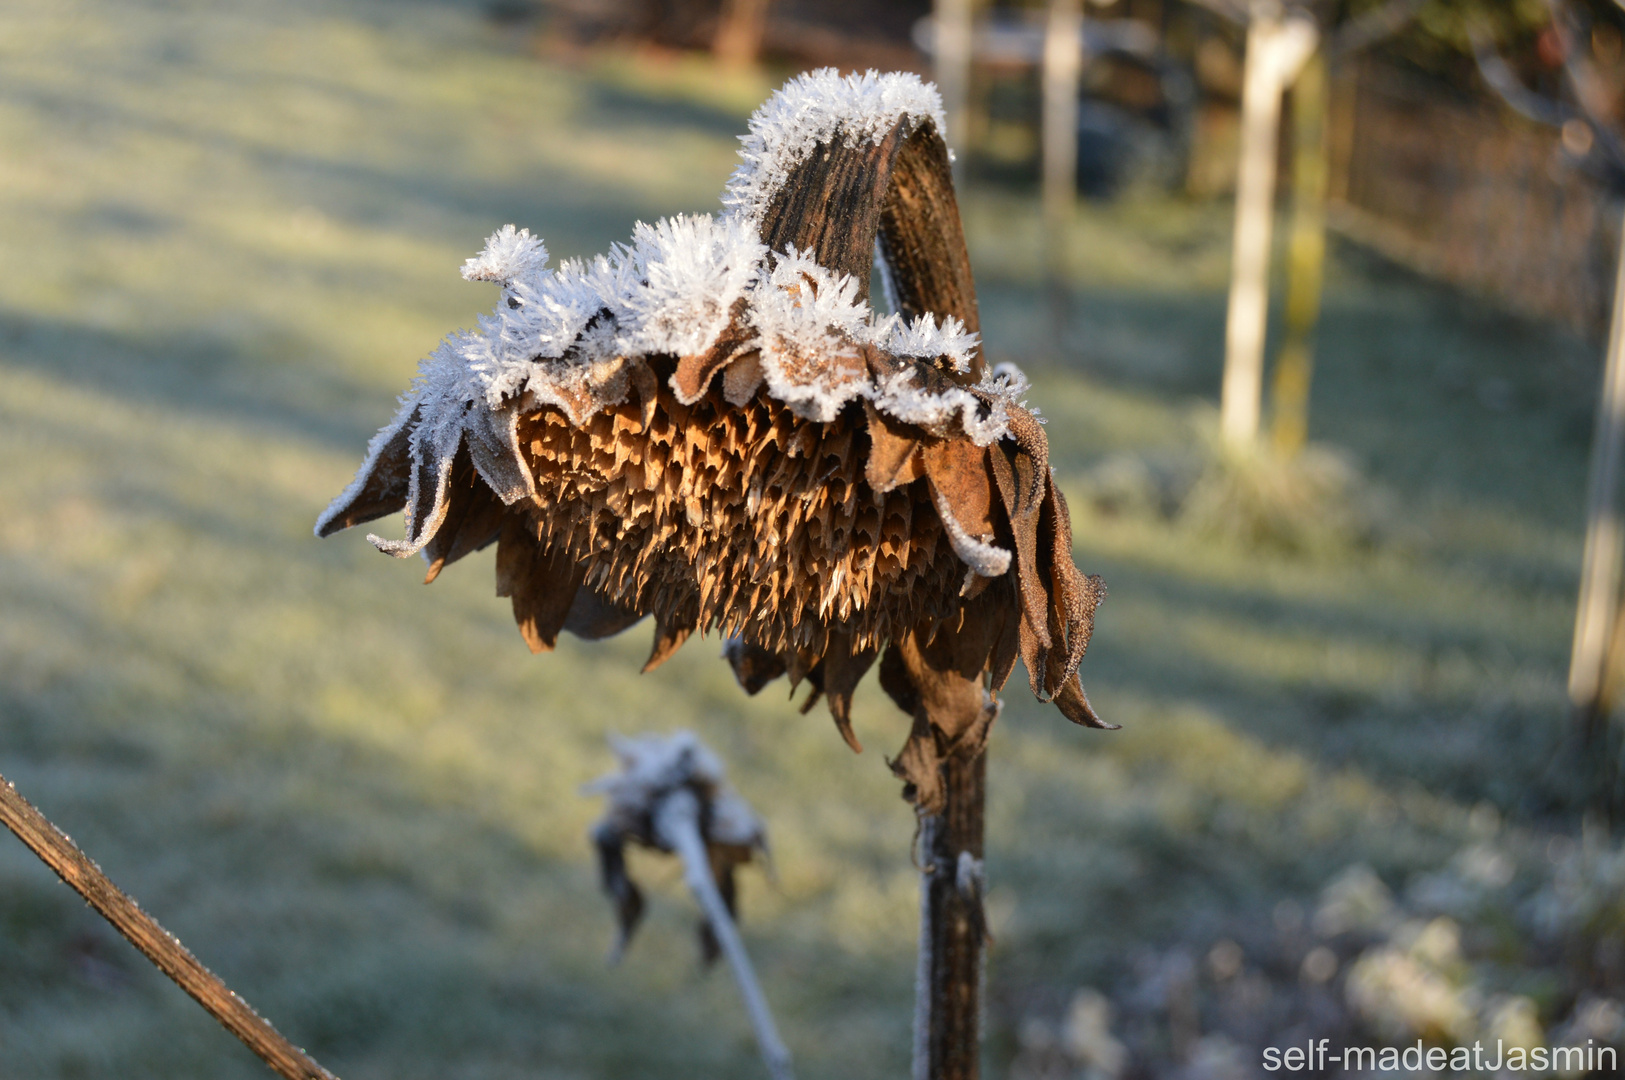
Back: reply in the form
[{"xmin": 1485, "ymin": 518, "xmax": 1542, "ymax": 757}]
[
  {"xmin": 1054, "ymin": 673, "xmax": 1116, "ymax": 729},
  {"xmin": 820, "ymin": 629, "xmax": 878, "ymax": 753},
  {"xmin": 564, "ymin": 587, "xmax": 644, "ymax": 641},
  {"xmin": 723, "ymin": 637, "xmax": 787, "ymax": 695},
  {"xmin": 496, "ymin": 518, "xmax": 585, "ymax": 654},
  {"xmin": 643, "ymin": 612, "xmax": 696, "ymax": 673},
  {"xmin": 862, "ymin": 401, "xmax": 924, "ymax": 493},
  {"xmin": 317, "ymin": 401, "xmax": 421, "ymax": 537},
  {"xmin": 722, "ymin": 349, "xmax": 765, "ymax": 407},
  {"xmin": 465, "ymin": 404, "xmax": 536, "ymax": 505},
  {"xmin": 422, "ymin": 445, "xmax": 506, "ymax": 584}
]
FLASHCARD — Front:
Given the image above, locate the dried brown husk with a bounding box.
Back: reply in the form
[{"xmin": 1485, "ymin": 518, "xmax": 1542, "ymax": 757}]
[{"xmin": 324, "ymin": 323, "xmax": 1110, "ymax": 775}]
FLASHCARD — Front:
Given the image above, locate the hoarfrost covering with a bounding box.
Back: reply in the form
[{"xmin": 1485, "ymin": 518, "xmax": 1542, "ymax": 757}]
[
  {"xmin": 720, "ymin": 68, "xmax": 949, "ymax": 230},
  {"xmin": 318, "ymin": 68, "xmax": 1026, "ymax": 573}
]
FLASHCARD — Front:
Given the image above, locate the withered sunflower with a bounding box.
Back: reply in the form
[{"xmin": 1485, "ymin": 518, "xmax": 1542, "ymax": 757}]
[{"xmin": 318, "ymin": 68, "xmax": 1109, "ymax": 1080}]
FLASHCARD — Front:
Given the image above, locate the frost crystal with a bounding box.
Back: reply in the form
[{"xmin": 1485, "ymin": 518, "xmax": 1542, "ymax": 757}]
[
  {"xmin": 461, "ymin": 224, "xmax": 549, "ymax": 285},
  {"xmin": 721, "ymin": 69, "xmax": 948, "ymax": 230}
]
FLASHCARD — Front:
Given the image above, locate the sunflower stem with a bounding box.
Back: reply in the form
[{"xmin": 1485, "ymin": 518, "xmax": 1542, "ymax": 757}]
[
  {"xmin": 913, "ymin": 742, "xmax": 987, "ymax": 1080},
  {"xmin": 656, "ymin": 787, "xmax": 795, "ymax": 1080}
]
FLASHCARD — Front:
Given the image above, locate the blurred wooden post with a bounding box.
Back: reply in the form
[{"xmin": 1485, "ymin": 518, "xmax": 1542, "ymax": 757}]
[
  {"xmin": 1219, "ymin": 3, "xmax": 1318, "ymax": 450},
  {"xmin": 934, "ymin": 0, "xmax": 974, "ymax": 158},
  {"xmin": 1041, "ymin": 0, "xmax": 1083, "ymax": 239},
  {"xmin": 713, "ymin": 0, "xmax": 772, "ymax": 68},
  {"xmin": 1569, "ymin": 208, "xmax": 1625, "ymax": 792},
  {"xmin": 1269, "ymin": 51, "xmax": 1328, "ymax": 457},
  {"xmin": 1041, "ymin": 0, "xmax": 1083, "ymax": 345}
]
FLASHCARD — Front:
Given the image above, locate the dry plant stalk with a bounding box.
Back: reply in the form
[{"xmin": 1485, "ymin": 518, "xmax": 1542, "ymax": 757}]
[
  {"xmin": 586, "ymin": 732, "xmax": 792, "ymax": 1080},
  {"xmin": 320, "ymin": 68, "xmax": 1111, "ymax": 1080},
  {"xmin": 0, "ymin": 773, "xmax": 338, "ymax": 1080}
]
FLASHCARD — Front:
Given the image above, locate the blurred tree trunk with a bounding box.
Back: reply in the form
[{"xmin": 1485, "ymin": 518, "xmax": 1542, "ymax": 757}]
[
  {"xmin": 1219, "ymin": 4, "xmax": 1317, "ymax": 451},
  {"xmin": 1571, "ymin": 206, "xmax": 1625, "ymax": 821},
  {"xmin": 1041, "ymin": 0, "xmax": 1083, "ymax": 346},
  {"xmin": 1268, "ymin": 51, "xmax": 1328, "ymax": 457},
  {"xmin": 713, "ymin": 0, "xmax": 772, "ymax": 68}
]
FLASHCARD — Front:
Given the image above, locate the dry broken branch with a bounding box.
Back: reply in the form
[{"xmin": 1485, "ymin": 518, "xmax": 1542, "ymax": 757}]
[{"xmin": 0, "ymin": 772, "xmax": 338, "ymax": 1080}]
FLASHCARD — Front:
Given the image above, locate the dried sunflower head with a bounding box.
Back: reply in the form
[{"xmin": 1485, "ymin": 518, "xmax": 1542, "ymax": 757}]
[
  {"xmin": 583, "ymin": 731, "xmax": 767, "ymax": 963},
  {"xmin": 317, "ymin": 69, "xmax": 1110, "ymax": 812}
]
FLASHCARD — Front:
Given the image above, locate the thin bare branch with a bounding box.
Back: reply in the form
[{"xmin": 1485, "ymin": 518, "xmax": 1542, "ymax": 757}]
[
  {"xmin": 1329, "ymin": 0, "xmax": 1428, "ymax": 59},
  {"xmin": 1470, "ymin": 24, "xmax": 1573, "ymax": 125},
  {"xmin": 1183, "ymin": 0, "xmax": 1250, "ymax": 26},
  {"xmin": 0, "ymin": 772, "xmax": 338, "ymax": 1080}
]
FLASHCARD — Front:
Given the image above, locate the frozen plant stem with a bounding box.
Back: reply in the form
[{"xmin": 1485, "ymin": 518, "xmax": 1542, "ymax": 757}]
[
  {"xmin": 656, "ymin": 788, "xmax": 795, "ymax": 1080},
  {"xmin": 0, "ymin": 772, "xmax": 338, "ymax": 1080}
]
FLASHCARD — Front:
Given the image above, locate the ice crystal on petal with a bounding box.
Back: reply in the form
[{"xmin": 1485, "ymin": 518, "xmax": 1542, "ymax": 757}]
[
  {"xmin": 721, "ymin": 69, "xmax": 947, "ymax": 230},
  {"xmin": 617, "ymin": 214, "xmax": 765, "ymax": 357},
  {"xmin": 461, "ymin": 224, "xmax": 549, "ymax": 285},
  {"xmin": 877, "ymin": 312, "xmax": 980, "ymax": 373}
]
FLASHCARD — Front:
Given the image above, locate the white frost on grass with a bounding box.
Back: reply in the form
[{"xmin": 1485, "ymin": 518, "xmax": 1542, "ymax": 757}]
[{"xmin": 721, "ymin": 68, "xmax": 948, "ymax": 230}]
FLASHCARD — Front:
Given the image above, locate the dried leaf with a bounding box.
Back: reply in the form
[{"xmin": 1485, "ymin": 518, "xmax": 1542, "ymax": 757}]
[
  {"xmin": 722, "ymin": 349, "xmax": 765, "ymax": 406},
  {"xmin": 862, "ymin": 401, "xmax": 924, "ymax": 493},
  {"xmin": 723, "ymin": 637, "xmax": 787, "ymax": 695},
  {"xmin": 496, "ymin": 517, "xmax": 585, "ymax": 653},
  {"xmin": 464, "ymin": 404, "xmax": 536, "ymax": 505},
  {"xmin": 920, "ymin": 438, "xmax": 995, "ymax": 536},
  {"xmin": 592, "ymin": 824, "xmax": 645, "ymax": 963},
  {"xmin": 671, "ymin": 303, "xmax": 752, "ymax": 405},
  {"xmin": 1054, "ymin": 673, "xmax": 1115, "ymax": 729},
  {"xmin": 821, "ymin": 629, "xmax": 877, "ymax": 753},
  {"xmin": 878, "ymin": 641, "xmax": 918, "ymax": 717},
  {"xmin": 317, "ymin": 401, "xmax": 419, "ymax": 537},
  {"xmin": 564, "ymin": 587, "xmax": 644, "ymax": 640},
  {"xmin": 887, "ymin": 713, "xmax": 943, "ymax": 813},
  {"xmin": 422, "ymin": 444, "xmax": 506, "ymax": 584},
  {"xmin": 643, "ymin": 612, "xmax": 696, "ymax": 673}
]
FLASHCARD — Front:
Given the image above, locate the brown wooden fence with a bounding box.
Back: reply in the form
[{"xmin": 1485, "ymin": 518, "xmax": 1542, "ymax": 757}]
[{"xmin": 1329, "ymin": 56, "xmax": 1620, "ymax": 335}]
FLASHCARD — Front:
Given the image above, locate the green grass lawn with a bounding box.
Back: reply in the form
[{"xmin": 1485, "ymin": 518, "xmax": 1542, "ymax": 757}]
[{"xmin": 0, "ymin": 0, "xmax": 1607, "ymax": 1076}]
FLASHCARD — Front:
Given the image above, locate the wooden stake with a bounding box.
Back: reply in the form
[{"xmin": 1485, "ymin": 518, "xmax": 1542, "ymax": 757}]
[
  {"xmin": 1569, "ymin": 207, "xmax": 1625, "ymax": 802},
  {"xmin": 1041, "ymin": 0, "xmax": 1083, "ymax": 334},
  {"xmin": 1269, "ymin": 51, "xmax": 1329, "ymax": 457},
  {"xmin": 713, "ymin": 0, "xmax": 771, "ymax": 69},
  {"xmin": 933, "ymin": 0, "xmax": 975, "ymax": 158},
  {"xmin": 1219, "ymin": 5, "xmax": 1318, "ymax": 450},
  {"xmin": 0, "ymin": 772, "xmax": 338, "ymax": 1080}
]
